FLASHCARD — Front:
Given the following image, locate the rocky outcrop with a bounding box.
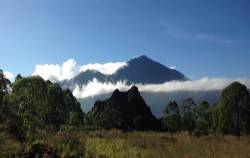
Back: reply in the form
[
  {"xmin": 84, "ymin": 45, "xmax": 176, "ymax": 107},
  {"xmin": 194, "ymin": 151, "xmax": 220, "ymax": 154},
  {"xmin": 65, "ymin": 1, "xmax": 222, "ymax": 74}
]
[{"xmin": 88, "ymin": 86, "xmax": 161, "ymax": 130}]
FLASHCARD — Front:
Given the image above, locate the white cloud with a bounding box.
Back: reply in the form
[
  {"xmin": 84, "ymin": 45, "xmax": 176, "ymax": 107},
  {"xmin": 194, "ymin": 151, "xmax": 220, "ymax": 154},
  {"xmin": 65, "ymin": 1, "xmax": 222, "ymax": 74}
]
[
  {"xmin": 72, "ymin": 77, "xmax": 250, "ymax": 99},
  {"xmin": 161, "ymin": 21, "xmax": 235, "ymax": 45},
  {"xmin": 170, "ymin": 65, "xmax": 176, "ymax": 70},
  {"xmin": 3, "ymin": 71, "xmax": 14, "ymax": 81},
  {"xmin": 80, "ymin": 62, "xmax": 127, "ymax": 75},
  {"xmin": 32, "ymin": 59, "xmax": 127, "ymax": 82},
  {"xmin": 73, "ymin": 78, "xmax": 129, "ymax": 98},
  {"xmin": 61, "ymin": 59, "xmax": 79, "ymax": 80},
  {"xmin": 138, "ymin": 77, "xmax": 250, "ymax": 92},
  {"xmin": 33, "ymin": 64, "xmax": 61, "ymax": 82},
  {"xmin": 33, "ymin": 59, "xmax": 80, "ymax": 82}
]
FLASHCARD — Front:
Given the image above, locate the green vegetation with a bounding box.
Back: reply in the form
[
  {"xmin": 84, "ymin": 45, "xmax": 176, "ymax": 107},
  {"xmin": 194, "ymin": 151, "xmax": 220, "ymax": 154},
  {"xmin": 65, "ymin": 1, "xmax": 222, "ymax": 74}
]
[
  {"xmin": 1, "ymin": 129, "xmax": 250, "ymax": 157},
  {"xmin": 219, "ymin": 81, "xmax": 250, "ymax": 137},
  {"xmin": 0, "ymin": 68, "xmax": 250, "ymax": 156},
  {"xmin": 162, "ymin": 101, "xmax": 181, "ymax": 134},
  {"xmin": 85, "ymin": 130, "xmax": 250, "ymax": 158}
]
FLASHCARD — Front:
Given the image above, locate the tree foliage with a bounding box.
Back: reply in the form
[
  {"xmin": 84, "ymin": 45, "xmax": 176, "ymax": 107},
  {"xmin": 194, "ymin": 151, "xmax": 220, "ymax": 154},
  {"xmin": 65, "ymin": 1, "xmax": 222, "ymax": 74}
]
[
  {"xmin": 219, "ymin": 81, "xmax": 250, "ymax": 136},
  {"xmin": 193, "ymin": 101, "xmax": 211, "ymax": 137},
  {"xmin": 162, "ymin": 101, "xmax": 181, "ymax": 133},
  {"xmin": 180, "ymin": 98, "xmax": 196, "ymax": 134},
  {"xmin": 1, "ymin": 75, "xmax": 85, "ymax": 139},
  {"xmin": 0, "ymin": 69, "xmax": 11, "ymax": 105}
]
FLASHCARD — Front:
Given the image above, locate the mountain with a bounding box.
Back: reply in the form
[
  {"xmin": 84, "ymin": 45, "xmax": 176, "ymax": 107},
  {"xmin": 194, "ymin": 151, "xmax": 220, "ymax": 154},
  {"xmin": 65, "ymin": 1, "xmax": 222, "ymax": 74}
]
[
  {"xmin": 63, "ymin": 55, "xmax": 188, "ymax": 86},
  {"xmin": 112, "ymin": 55, "xmax": 188, "ymax": 84},
  {"xmin": 87, "ymin": 86, "xmax": 162, "ymax": 130}
]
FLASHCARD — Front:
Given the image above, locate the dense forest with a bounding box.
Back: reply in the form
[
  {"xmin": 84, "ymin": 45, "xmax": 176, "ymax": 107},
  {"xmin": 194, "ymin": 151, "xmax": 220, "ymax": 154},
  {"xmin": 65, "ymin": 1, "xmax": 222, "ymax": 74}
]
[{"xmin": 0, "ymin": 69, "xmax": 250, "ymax": 157}]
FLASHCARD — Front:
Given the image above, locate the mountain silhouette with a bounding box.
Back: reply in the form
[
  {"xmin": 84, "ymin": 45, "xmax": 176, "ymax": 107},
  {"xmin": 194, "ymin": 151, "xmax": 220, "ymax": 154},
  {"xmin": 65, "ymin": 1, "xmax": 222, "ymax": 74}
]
[{"xmin": 87, "ymin": 86, "xmax": 161, "ymax": 130}]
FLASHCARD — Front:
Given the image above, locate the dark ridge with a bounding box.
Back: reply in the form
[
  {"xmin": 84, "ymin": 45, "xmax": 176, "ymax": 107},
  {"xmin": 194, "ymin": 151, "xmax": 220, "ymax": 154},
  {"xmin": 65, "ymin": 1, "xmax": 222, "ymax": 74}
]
[{"xmin": 87, "ymin": 86, "xmax": 162, "ymax": 130}]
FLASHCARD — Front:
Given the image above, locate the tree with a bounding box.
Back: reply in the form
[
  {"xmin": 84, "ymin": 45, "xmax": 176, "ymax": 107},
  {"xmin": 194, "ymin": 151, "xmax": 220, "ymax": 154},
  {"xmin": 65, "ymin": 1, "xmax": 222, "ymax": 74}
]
[
  {"xmin": 47, "ymin": 83, "xmax": 66, "ymax": 127},
  {"xmin": 180, "ymin": 98, "xmax": 196, "ymax": 135},
  {"xmin": 219, "ymin": 81, "xmax": 250, "ymax": 137},
  {"xmin": 0, "ymin": 69, "xmax": 11, "ymax": 105},
  {"xmin": 11, "ymin": 76, "xmax": 49, "ymax": 138},
  {"xmin": 15, "ymin": 74, "xmax": 22, "ymax": 82},
  {"xmin": 63, "ymin": 89, "xmax": 84, "ymax": 127},
  {"xmin": 0, "ymin": 69, "xmax": 13, "ymax": 134},
  {"xmin": 194, "ymin": 101, "xmax": 211, "ymax": 137},
  {"xmin": 211, "ymin": 103, "xmax": 220, "ymax": 134},
  {"xmin": 162, "ymin": 101, "xmax": 181, "ymax": 134}
]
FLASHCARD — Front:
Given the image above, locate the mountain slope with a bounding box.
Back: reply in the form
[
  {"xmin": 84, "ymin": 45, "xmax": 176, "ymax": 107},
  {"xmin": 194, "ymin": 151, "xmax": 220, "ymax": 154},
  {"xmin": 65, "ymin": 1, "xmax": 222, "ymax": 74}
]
[{"xmin": 87, "ymin": 86, "xmax": 161, "ymax": 130}]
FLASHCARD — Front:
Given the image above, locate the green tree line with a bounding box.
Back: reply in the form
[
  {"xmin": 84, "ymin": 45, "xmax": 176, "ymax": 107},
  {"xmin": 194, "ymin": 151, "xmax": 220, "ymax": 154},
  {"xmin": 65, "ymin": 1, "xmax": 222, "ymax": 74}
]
[{"xmin": 161, "ymin": 81, "xmax": 250, "ymax": 137}]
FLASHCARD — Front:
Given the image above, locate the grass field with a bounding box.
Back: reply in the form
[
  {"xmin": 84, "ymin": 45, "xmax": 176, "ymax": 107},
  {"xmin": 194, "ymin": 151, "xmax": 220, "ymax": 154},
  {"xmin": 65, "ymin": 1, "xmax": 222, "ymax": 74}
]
[
  {"xmin": 1, "ymin": 130, "xmax": 250, "ymax": 157},
  {"xmin": 85, "ymin": 130, "xmax": 250, "ymax": 158}
]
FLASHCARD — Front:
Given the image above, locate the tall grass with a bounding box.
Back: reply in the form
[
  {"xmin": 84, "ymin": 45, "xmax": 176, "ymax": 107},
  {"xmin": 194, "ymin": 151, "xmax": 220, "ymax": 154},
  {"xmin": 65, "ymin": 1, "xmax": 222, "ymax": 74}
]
[
  {"xmin": 1, "ymin": 129, "xmax": 250, "ymax": 157},
  {"xmin": 85, "ymin": 130, "xmax": 250, "ymax": 158}
]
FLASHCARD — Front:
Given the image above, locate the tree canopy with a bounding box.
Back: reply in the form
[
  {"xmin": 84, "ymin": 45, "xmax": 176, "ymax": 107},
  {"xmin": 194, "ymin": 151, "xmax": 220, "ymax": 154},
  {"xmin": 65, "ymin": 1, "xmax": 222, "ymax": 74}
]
[
  {"xmin": 180, "ymin": 98, "xmax": 196, "ymax": 134},
  {"xmin": 162, "ymin": 101, "xmax": 181, "ymax": 133},
  {"xmin": 219, "ymin": 81, "xmax": 250, "ymax": 136}
]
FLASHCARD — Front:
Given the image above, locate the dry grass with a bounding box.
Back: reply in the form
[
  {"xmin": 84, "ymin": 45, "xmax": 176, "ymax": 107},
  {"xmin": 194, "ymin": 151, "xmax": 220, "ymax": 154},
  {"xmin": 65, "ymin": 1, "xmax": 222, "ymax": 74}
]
[
  {"xmin": 1, "ymin": 130, "xmax": 250, "ymax": 157},
  {"xmin": 85, "ymin": 130, "xmax": 250, "ymax": 158}
]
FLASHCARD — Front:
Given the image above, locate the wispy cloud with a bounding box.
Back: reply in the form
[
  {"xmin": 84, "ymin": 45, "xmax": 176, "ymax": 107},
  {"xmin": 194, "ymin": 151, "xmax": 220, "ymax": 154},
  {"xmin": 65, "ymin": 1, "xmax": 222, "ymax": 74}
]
[
  {"xmin": 32, "ymin": 59, "xmax": 127, "ymax": 82},
  {"xmin": 162, "ymin": 21, "xmax": 235, "ymax": 46},
  {"xmin": 72, "ymin": 77, "xmax": 250, "ymax": 99}
]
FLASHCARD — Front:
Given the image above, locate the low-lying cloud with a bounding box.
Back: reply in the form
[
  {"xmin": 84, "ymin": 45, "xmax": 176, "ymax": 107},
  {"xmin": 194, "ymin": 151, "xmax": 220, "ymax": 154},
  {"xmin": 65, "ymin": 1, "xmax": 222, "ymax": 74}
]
[
  {"xmin": 72, "ymin": 77, "xmax": 250, "ymax": 99},
  {"xmin": 33, "ymin": 59, "xmax": 127, "ymax": 82},
  {"xmin": 73, "ymin": 78, "xmax": 129, "ymax": 98}
]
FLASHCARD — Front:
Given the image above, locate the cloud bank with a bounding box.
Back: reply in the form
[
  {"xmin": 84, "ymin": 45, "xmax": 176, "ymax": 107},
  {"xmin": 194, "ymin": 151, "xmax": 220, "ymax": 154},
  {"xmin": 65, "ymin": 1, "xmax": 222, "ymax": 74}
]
[
  {"xmin": 72, "ymin": 77, "xmax": 250, "ymax": 99},
  {"xmin": 33, "ymin": 59, "xmax": 127, "ymax": 82}
]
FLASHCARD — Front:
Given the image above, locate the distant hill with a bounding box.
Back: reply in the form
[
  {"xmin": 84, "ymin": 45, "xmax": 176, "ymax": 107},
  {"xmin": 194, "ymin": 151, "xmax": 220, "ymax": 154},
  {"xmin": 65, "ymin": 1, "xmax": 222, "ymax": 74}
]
[
  {"xmin": 87, "ymin": 86, "xmax": 161, "ymax": 130},
  {"xmin": 62, "ymin": 55, "xmax": 188, "ymax": 86}
]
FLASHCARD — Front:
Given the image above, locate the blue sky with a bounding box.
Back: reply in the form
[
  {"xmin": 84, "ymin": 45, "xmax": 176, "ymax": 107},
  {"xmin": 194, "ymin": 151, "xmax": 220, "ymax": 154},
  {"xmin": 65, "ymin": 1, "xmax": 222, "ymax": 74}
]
[{"xmin": 0, "ymin": 0, "xmax": 250, "ymax": 80}]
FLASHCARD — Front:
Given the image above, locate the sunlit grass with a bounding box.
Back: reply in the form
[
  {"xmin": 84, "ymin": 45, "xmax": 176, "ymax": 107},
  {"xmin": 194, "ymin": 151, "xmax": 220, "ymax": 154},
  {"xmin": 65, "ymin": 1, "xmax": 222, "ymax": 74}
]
[
  {"xmin": 85, "ymin": 130, "xmax": 250, "ymax": 158},
  {"xmin": 1, "ymin": 130, "xmax": 250, "ymax": 157}
]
